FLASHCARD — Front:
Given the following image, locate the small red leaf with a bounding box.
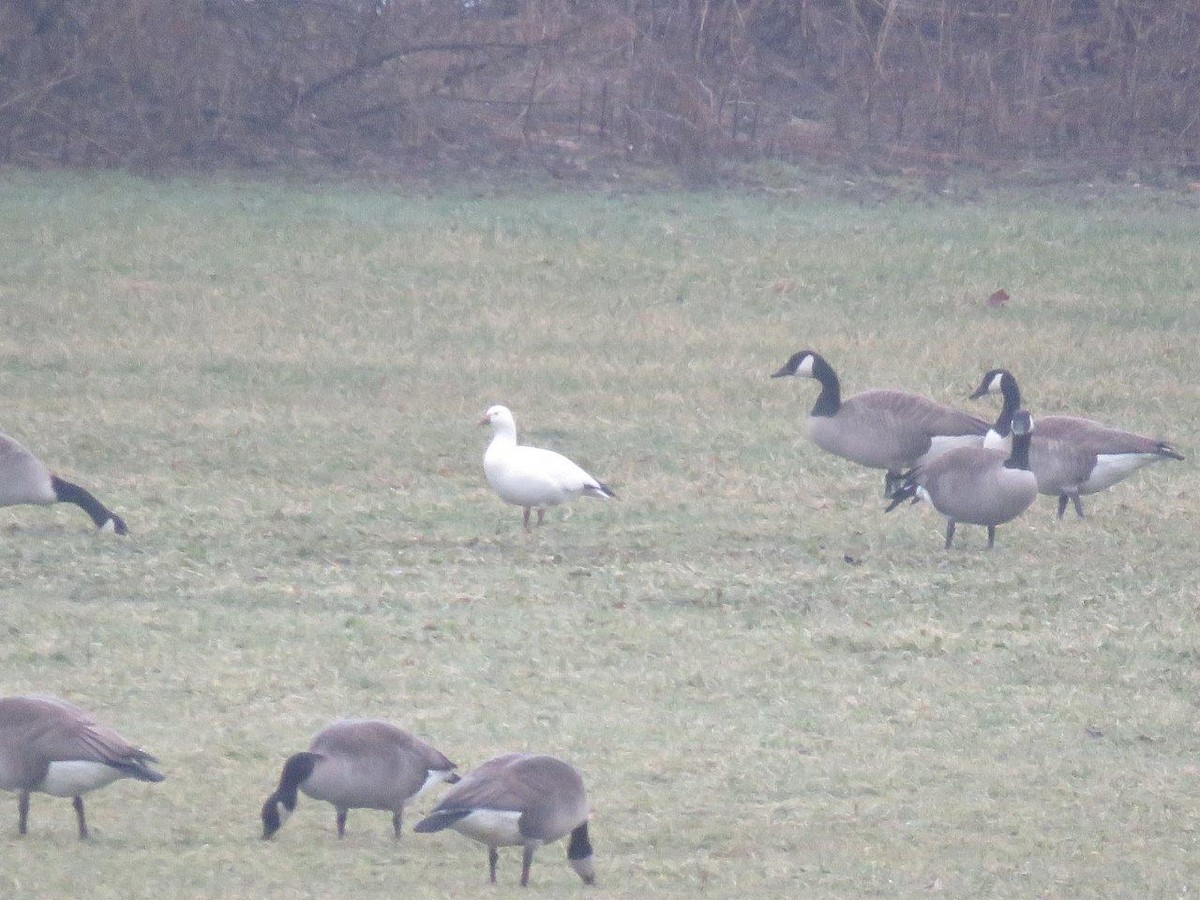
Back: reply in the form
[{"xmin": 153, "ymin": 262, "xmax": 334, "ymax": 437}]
[{"xmin": 987, "ymin": 288, "xmax": 1010, "ymax": 308}]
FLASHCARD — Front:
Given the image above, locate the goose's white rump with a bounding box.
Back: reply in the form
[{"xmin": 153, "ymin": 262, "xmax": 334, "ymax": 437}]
[{"xmin": 480, "ymin": 405, "xmax": 616, "ymax": 530}]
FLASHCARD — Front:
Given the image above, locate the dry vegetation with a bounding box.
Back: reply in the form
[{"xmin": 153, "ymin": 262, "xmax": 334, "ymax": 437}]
[
  {"xmin": 2, "ymin": 1, "xmax": 1199, "ymax": 177},
  {"xmin": 0, "ymin": 169, "xmax": 1198, "ymax": 898}
]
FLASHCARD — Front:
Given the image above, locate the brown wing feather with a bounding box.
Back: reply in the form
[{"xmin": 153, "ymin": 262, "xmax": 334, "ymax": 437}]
[
  {"xmin": 9, "ymin": 696, "xmax": 149, "ymax": 769},
  {"xmin": 428, "ymin": 754, "xmax": 587, "ymax": 842},
  {"xmin": 311, "ymin": 720, "xmax": 411, "ymax": 757},
  {"xmin": 1028, "ymin": 433, "xmax": 1095, "ymax": 494},
  {"xmin": 813, "ymin": 391, "xmax": 987, "ymax": 470},
  {"xmin": 311, "ymin": 719, "xmax": 454, "ymax": 771},
  {"xmin": 853, "ymin": 391, "xmax": 990, "ymax": 438},
  {"xmin": 430, "ymin": 753, "xmax": 532, "ymax": 813},
  {"xmin": 1038, "ymin": 416, "xmax": 1176, "ymax": 456}
]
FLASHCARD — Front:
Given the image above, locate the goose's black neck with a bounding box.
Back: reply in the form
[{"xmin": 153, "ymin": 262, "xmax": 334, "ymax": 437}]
[
  {"xmin": 50, "ymin": 475, "xmax": 125, "ymax": 533},
  {"xmin": 276, "ymin": 752, "xmax": 319, "ymax": 806},
  {"xmin": 1004, "ymin": 429, "xmax": 1032, "ymax": 471},
  {"xmin": 993, "ymin": 373, "xmax": 1021, "ymax": 438},
  {"xmin": 567, "ymin": 822, "xmax": 593, "ymax": 860},
  {"xmin": 809, "ymin": 355, "xmax": 842, "ymax": 418}
]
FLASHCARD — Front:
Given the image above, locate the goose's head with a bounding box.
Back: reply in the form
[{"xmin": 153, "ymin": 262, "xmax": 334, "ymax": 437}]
[
  {"xmin": 101, "ymin": 514, "xmax": 129, "ymax": 536},
  {"xmin": 261, "ymin": 751, "xmax": 318, "ymax": 839},
  {"xmin": 771, "ymin": 350, "xmax": 820, "ymax": 379},
  {"xmin": 480, "ymin": 405, "xmax": 517, "ymax": 434},
  {"xmin": 261, "ymin": 792, "xmax": 293, "ymax": 839},
  {"xmin": 969, "ymin": 368, "xmax": 1015, "ymax": 400},
  {"xmin": 1011, "ymin": 409, "xmax": 1034, "ymax": 437},
  {"xmin": 567, "ymin": 822, "xmax": 597, "ymax": 885}
]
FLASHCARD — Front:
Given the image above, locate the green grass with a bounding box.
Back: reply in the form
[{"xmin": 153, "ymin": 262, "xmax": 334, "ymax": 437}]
[{"xmin": 0, "ymin": 168, "xmax": 1197, "ymax": 898}]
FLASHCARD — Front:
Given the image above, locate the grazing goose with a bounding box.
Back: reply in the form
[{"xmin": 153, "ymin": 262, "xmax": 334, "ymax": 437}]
[
  {"xmin": 771, "ymin": 350, "xmax": 988, "ymax": 494},
  {"xmin": 886, "ymin": 410, "xmax": 1038, "ymax": 549},
  {"xmin": 481, "ymin": 405, "xmax": 616, "ymax": 530},
  {"xmin": 0, "ymin": 695, "xmax": 164, "ymax": 839},
  {"xmin": 415, "ymin": 753, "xmax": 595, "ymax": 887},
  {"xmin": 0, "ymin": 432, "xmax": 127, "ymax": 534},
  {"xmin": 261, "ymin": 719, "xmax": 459, "ymax": 840},
  {"xmin": 969, "ymin": 368, "xmax": 1184, "ymax": 518}
]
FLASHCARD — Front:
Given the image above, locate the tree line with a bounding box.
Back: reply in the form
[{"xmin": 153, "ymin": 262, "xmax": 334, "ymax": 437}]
[{"xmin": 1, "ymin": 0, "xmax": 1197, "ymax": 175}]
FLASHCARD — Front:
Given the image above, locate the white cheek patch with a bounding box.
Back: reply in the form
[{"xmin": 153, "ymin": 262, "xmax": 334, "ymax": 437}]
[
  {"xmin": 100, "ymin": 519, "xmax": 116, "ymax": 534},
  {"xmin": 38, "ymin": 761, "xmax": 124, "ymax": 797},
  {"xmin": 275, "ymin": 802, "xmax": 293, "ymax": 828},
  {"xmin": 923, "ymin": 434, "xmax": 984, "ymax": 463},
  {"xmin": 796, "ymin": 355, "xmax": 815, "ymax": 377},
  {"xmin": 983, "ymin": 429, "xmax": 1010, "ymax": 451},
  {"xmin": 988, "ymin": 372, "xmax": 1005, "ymax": 394},
  {"xmin": 452, "ymin": 809, "xmax": 524, "ymax": 846},
  {"xmin": 413, "ymin": 769, "xmax": 456, "ymax": 799}
]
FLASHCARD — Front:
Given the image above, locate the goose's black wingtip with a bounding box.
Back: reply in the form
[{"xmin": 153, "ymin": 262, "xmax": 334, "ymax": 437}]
[
  {"xmin": 1157, "ymin": 442, "xmax": 1185, "ymax": 461},
  {"xmin": 414, "ymin": 809, "xmax": 472, "ymax": 833}
]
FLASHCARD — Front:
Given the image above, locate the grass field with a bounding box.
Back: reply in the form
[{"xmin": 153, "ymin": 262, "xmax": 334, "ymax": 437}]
[{"xmin": 0, "ymin": 167, "xmax": 1197, "ymax": 898}]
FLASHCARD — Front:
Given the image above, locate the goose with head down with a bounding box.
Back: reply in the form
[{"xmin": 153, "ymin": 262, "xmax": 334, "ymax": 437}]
[
  {"xmin": 415, "ymin": 752, "xmax": 595, "ymax": 887},
  {"xmin": 0, "ymin": 432, "xmax": 127, "ymax": 534},
  {"xmin": 261, "ymin": 719, "xmax": 459, "ymax": 841}
]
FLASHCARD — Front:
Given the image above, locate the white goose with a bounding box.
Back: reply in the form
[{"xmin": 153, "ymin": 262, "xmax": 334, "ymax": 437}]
[{"xmin": 480, "ymin": 405, "xmax": 616, "ymax": 530}]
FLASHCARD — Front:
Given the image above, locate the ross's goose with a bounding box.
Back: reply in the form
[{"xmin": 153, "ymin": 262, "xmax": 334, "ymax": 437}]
[{"xmin": 480, "ymin": 405, "xmax": 615, "ymax": 530}]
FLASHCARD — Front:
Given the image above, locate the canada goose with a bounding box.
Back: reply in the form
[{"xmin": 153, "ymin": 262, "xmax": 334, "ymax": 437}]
[
  {"xmin": 0, "ymin": 432, "xmax": 127, "ymax": 534},
  {"xmin": 480, "ymin": 406, "xmax": 616, "ymax": 530},
  {"xmin": 771, "ymin": 350, "xmax": 988, "ymax": 494},
  {"xmin": 969, "ymin": 368, "xmax": 1184, "ymax": 518},
  {"xmin": 261, "ymin": 719, "xmax": 459, "ymax": 840},
  {"xmin": 886, "ymin": 410, "xmax": 1038, "ymax": 549},
  {"xmin": 0, "ymin": 695, "xmax": 163, "ymax": 839},
  {"xmin": 415, "ymin": 752, "xmax": 595, "ymax": 887}
]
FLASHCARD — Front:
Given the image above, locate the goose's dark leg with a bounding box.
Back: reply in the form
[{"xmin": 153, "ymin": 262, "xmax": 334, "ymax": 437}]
[
  {"xmin": 536, "ymin": 508, "xmax": 545, "ymax": 527},
  {"xmin": 943, "ymin": 520, "xmax": 956, "ymax": 550},
  {"xmin": 522, "ymin": 507, "xmax": 531, "ymax": 531},
  {"xmin": 520, "ymin": 844, "xmax": 536, "ymax": 887},
  {"xmin": 1057, "ymin": 495, "xmax": 1069, "ymax": 519},
  {"xmin": 986, "ymin": 525, "xmax": 996, "ymax": 550},
  {"xmin": 18, "ymin": 791, "xmax": 30, "ymax": 835},
  {"xmin": 392, "ymin": 809, "xmax": 402, "ymax": 838},
  {"xmin": 489, "ymin": 847, "xmax": 499, "ymax": 883},
  {"xmin": 336, "ymin": 808, "xmax": 348, "ymax": 837},
  {"xmin": 1072, "ymin": 495, "xmax": 1085, "ymax": 518},
  {"xmin": 73, "ymin": 795, "xmax": 88, "ymax": 840},
  {"xmin": 884, "ymin": 470, "xmax": 901, "ymax": 498}
]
